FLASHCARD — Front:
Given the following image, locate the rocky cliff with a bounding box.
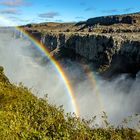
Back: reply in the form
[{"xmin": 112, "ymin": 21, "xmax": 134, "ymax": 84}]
[
  {"xmin": 26, "ymin": 31, "xmax": 140, "ymax": 76},
  {"xmin": 86, "ymin": 12, "xmax": 140, "ymax": 26},
  {"xmin": 21, "ymin": 12, "xmax": 140, "ymax": 77}
]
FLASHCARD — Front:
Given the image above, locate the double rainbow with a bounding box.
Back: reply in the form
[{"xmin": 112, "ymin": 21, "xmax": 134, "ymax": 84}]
[
  {"xmin": 0, "ymin": 16, "xmax": 79, "ymax": 116},
  {"xmin": 0, "ymin": 16, "xmax": 105, "ymax": 118}
]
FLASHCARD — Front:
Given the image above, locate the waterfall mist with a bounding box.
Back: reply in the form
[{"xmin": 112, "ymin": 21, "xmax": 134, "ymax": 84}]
[{"xmin": 0, "ymin": 29, "xmax": 140, "ymax": 127}]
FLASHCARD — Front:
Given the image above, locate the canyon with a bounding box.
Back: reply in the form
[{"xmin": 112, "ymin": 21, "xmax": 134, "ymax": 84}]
[{"xmin": 21, "ymin": 12, "xmax": 140, "ymax": 77}]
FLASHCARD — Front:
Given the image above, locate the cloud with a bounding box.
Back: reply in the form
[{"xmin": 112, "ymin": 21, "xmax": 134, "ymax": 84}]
[
  {"xmin": 123, "ymin": 8, "xmax": 134, "ymax": 12},
  {"xmin": 80, "ymin": 2, "xmax": 86, "ymax": 6},
  {"xmin": 38, "ymin": 12, "xmax": 60, "ymax": 19},
  {"xmin": 102, "ymin": 9, "xmax": 119, "ymax": 14},
  {"xmin": 45, "ymin": 4, "xmax": 51, "ymax": 7},
  {"xmin": 84, "ymin": 7, "xmax": 96, "ymax": 12},
  {"xmin": 0, "ymin": 0, "xmax": 31, "ymax": 7},
  {"xmin": 102, "ymin": 8, "xmax": 134, "ymax": 15},
  {"xmin": 0, "ymin": 8, "xmax": 20, "ymax": 15},
  {"xmin": 75, "ymin": 16, "xmax": 85, "ymax": 19},
  {"xmin": 9, "ymin": 16, "xmax": 29, "ymax": 22}
]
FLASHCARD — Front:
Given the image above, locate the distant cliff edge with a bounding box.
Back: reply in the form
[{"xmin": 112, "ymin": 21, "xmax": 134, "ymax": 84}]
[{"xmin": 20, "ymin": 12, "xmax": 140, "ymax": 77}]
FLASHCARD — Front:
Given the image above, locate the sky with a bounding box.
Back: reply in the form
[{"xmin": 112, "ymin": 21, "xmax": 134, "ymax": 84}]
[{"xmin": 0, "ymin": 0, "xmax": 140, "ymax": 25}]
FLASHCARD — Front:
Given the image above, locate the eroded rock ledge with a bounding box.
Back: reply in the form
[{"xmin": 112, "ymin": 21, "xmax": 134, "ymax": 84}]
[
  {"xmin": 25, "ymin": 30, "xmax": 140, "ymax": 76},
  {"xmin": 19, "ymin": 12, "xmax": 140, "ymax": 76}
]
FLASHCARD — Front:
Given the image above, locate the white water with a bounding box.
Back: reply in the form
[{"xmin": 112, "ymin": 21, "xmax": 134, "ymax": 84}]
[{"xmin": 0, "ymin": 29, "xmax": 140, "ymax": 127}]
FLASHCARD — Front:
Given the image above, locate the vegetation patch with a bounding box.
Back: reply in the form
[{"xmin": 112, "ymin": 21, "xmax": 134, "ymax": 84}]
[{"xmin": 0, "ymin": 66, "xmax": 140, "ymax": 139}]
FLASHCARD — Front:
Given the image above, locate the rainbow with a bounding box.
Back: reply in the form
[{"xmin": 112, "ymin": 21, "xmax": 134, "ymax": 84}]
[
  {"xmin": 0, "ymin": 16, "xmax": 79, "ymax": 117},
  {"xmin": 81, "ymin": 64, "xmax": 104, "ymax": 113}
]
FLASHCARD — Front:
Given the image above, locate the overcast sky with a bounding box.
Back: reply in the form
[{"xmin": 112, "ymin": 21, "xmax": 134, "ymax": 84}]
[{"xmin": 0, "ymin": 0, "xmax": 140, "ymax": 25}]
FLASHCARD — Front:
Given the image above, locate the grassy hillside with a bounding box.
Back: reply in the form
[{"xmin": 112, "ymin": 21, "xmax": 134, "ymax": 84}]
[{"xmin": 0, "ymin": 66, "xmax": 140, "ymax": 139}]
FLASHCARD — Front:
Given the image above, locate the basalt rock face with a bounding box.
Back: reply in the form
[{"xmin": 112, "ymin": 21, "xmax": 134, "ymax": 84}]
[
  {"xmin": 87, "ymin": 15, "xmax": 136, "ymax": 26},
  {"xmin": 23, "ymin": 12, "xmax": 140, "ymax": 76},
  {"xmin": 86, "ymin": 12, "xmax": 140, "ymax": 26},
  {"xmin": 102, "ymin": 37, "xmax": 140, "ymax": 77},
  {"xmin": 28, "ymin": 30, "xmax": 140, "ymax": 75}
]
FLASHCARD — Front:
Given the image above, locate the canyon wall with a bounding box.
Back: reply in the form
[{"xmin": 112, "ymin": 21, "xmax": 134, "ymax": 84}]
[
  {"xmin": 86, "ymin": 14, "xmax": 138, "ymax": 25},
  {"xmin": 27, "ymin": 30, "xmax": 140, "ymax": 75}
]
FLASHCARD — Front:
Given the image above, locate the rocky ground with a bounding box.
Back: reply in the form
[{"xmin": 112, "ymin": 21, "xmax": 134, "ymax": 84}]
[{"xmin": 20, "ymin": 12, "xmax": 140, "ymax": 77}]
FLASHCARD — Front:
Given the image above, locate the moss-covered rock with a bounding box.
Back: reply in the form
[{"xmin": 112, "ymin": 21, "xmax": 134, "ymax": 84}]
[{"xmin": 0, "ymin": 66, "xmax": 10, "ymax": 83}]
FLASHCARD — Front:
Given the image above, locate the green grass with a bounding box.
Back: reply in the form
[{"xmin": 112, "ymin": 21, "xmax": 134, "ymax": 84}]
[{"xmin": 0, "ymin": 66, "xmax": 140, "ymax": 139}]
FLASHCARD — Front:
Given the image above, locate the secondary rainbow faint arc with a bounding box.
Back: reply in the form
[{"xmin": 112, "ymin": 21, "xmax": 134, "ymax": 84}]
[
  {"xmin": 0, "ymin": 16, "xmax": 79, "ymax": 117},
  {"xmin": 81, "ymin": 64, "xmax": 104, "ymax": 113}
]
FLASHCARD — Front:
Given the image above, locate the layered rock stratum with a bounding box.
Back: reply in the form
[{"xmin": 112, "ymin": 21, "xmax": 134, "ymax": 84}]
[{"xmin": 20, "ymin": 12, "xmax": 140, "ymax": 77}]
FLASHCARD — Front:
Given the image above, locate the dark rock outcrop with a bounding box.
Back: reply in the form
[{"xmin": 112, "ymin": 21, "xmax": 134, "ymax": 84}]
[
  {"xmin": 21, "ymin": 12, "xmax": 140, "ymax": 76},
  {"xmin": 28, "ymin": 30, "xmax": 140, "ymax": 76},
  {"xmin": 87, "ymin": 13, "xmax": 140, "ymax": 26},
  {"xmin": 0, "ymin": 66, "xmax": 10, "ymax": 84}
]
